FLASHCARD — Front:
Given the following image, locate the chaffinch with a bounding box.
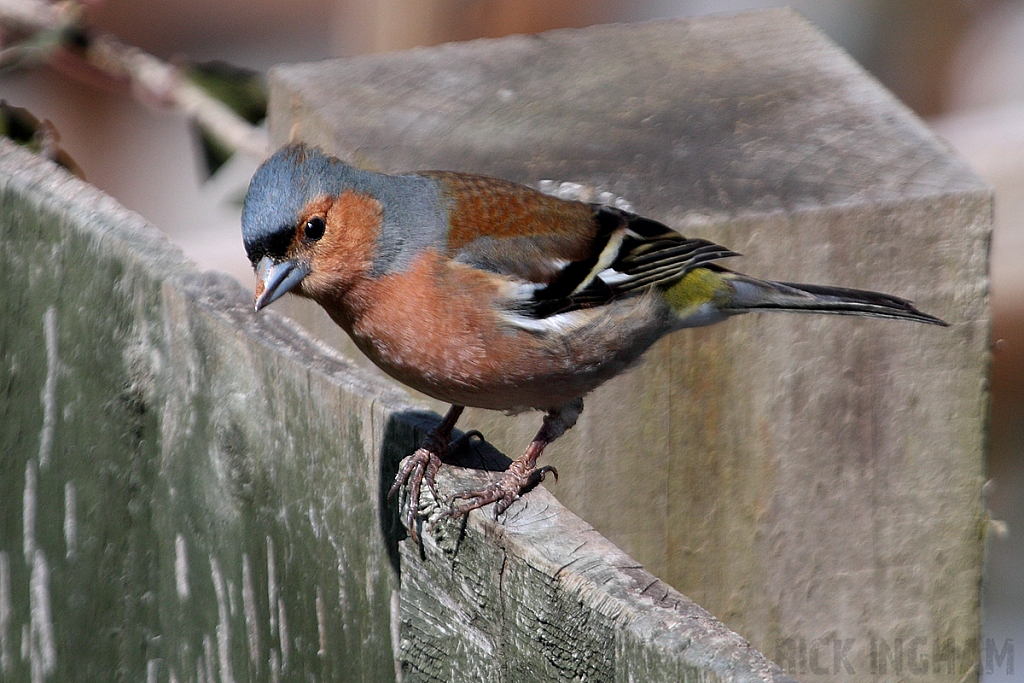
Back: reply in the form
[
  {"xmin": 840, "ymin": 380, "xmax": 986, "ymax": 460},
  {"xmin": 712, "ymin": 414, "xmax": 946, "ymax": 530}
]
[{"xmin": 241, "ymin": 143, "xmax": 946, "ymax": 536}]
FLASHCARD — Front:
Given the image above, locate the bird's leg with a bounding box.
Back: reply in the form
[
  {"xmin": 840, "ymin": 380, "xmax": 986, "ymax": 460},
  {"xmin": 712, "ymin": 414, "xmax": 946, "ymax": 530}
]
[
  {"xmin": 450, "ymin": 399, "xmax": 583, "ymax": 519},
  {"xmin": 390, "ymin": 405, "xmax": 464, "ymax": 539}
]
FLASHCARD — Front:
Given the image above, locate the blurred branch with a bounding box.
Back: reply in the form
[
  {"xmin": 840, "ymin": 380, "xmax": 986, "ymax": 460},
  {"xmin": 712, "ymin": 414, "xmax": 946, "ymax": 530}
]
[
  {"xmin": 0, "ymin": 0, "xmax": 74, "ymax": 34},
  {"xmin": 0, "ymin": 0, "xmax": 79, "ymax": 69},
  {"xmin": 0, "ymin": 0, "xmax": 269, "ymax": 160},
  {"xmin": 88, "ymin": 37, "xmax": 269, "ymax": 158}
]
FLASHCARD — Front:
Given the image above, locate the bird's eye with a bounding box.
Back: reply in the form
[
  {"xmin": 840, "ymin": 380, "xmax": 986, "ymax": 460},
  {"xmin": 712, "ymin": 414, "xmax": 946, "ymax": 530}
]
[{"xmin": 305, "ymin": 217, "xmax": 326, "ymax": 242}]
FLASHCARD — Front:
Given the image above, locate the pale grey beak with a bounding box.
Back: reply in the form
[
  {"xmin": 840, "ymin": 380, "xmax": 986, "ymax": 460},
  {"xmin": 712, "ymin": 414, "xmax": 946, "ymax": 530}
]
[{"xmin": 254, "ymin": 256, "xmax": 310, "ymax": 312}]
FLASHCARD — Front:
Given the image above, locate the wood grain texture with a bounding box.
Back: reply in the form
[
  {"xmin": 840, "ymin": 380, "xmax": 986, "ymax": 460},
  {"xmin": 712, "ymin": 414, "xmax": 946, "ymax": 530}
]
[
  {"xmin": 398, "ymin": 467, "xmax": 794, "ymax": 683},
  {"xmin": 0, "ymin": 140, "xmax": 405, "ymax": 682},
  {"xmin": 269, "ymin": 10, "xmax": 990, "ymax": 683}
]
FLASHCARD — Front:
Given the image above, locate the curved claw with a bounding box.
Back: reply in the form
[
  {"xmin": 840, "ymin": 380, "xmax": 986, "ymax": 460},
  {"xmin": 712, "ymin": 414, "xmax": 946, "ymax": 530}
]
[
  {"xmin": 389, "ymin": 406, "xmax": 465, "ymax": 540},
  {"xmin": 448, "ymin": 462, "xmax": 558, "ymax": 519},
  {"xmin": 389, "ymin": 452, "xmax": 423, "ymax": 499},
  {"xmin": 453, "ymin": 429, "xmax": 485, "ymax": 450},
  {"xmin": 448, "ymin": 491, "xmax": 509, "ymax": 520},
  {"xmin": 405, "ymin": 458, "xmax": 425, "ymax": 540},
  {"xmin": 533, "ymin": 465, "xmax": 558, "ymax": 484},
  {"xmin": 390, "ymin": 447, "xmax": 443, "ymax": 543}
]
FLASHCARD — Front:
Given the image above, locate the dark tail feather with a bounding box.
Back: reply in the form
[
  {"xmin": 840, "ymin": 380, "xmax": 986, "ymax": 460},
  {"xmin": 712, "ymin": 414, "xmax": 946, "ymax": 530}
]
[{"xmin": 729, "ymin": 275, "xmax": 948, "ymax": 326}]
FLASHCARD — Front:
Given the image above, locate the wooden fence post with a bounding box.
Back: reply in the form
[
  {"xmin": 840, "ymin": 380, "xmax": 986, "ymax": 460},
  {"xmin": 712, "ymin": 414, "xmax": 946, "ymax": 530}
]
[{"xmin": 267, "ymin": 9, "xmax": 990, "ymax": 683}]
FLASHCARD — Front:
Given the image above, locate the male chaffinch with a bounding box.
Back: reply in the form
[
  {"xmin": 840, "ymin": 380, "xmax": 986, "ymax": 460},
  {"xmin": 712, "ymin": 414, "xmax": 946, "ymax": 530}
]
[{"xmin": 241, "ymin": 143, "xmax": 946, "ymax": 536}]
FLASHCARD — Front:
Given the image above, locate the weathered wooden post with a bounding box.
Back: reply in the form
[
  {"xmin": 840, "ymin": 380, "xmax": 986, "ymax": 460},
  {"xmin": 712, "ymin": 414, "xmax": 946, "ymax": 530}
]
[
  {"xmin": 268, "ymin": 9, "xmax": 990, "ymax": 682},
  {"xmin": 0, "ymin": 141, "xmax": 413, "ymax": 682}
]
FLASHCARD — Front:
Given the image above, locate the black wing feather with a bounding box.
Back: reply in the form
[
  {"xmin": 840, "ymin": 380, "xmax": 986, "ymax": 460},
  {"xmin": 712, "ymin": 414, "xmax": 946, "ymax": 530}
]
[{"xmin": 518, "ymin": 206, "xmax": 738, "ymax": 319}]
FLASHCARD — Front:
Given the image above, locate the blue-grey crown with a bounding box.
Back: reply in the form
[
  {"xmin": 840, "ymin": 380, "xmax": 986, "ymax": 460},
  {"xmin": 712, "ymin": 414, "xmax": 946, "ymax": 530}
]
[
  {"xmin": 240, "ymin": 143, "xmax": 449, "ymax": 276},
  {"xmin": 241, "ymin": 144, "xmax": 355, "ymax": 264}
]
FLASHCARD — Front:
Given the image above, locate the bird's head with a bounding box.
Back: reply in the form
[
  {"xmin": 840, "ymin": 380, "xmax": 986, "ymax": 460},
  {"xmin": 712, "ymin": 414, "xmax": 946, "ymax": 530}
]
[{"xmin": 241, "ymin": 143, "xmax": 379, "ymax": 311}]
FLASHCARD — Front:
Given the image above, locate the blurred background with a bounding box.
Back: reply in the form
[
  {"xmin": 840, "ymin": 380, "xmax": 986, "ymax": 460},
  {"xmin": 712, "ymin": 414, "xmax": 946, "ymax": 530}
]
[{"xmin": 2, "ymin": 1, "xmax": 1021, "ymax": 678}]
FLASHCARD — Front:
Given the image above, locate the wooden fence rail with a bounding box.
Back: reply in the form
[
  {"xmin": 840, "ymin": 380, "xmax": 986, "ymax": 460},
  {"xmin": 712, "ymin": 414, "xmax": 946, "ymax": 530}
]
[{"xmin": 0, "ymin": 138, "xmax": 794, "ymax": 681}]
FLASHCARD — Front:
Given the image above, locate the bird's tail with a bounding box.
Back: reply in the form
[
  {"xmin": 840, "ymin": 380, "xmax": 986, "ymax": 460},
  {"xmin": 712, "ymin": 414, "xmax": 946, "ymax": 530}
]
[
  {"xmin": 665, "ymin": 268, "xmax": 948, "ymax": 327},
  {"xmin": 725, "ymin": 272, "xmax": 948, "ymax": 325}
]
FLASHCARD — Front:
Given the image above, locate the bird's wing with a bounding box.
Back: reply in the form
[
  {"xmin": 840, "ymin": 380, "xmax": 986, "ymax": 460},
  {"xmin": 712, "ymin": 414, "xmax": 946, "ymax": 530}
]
[
  {"xmin": 427, "ymin": 172, "xmax": 738, "ymax": 319},
  {"xmin": 600, "ymin": 208, "xmax": 741, "ymax": 295}
]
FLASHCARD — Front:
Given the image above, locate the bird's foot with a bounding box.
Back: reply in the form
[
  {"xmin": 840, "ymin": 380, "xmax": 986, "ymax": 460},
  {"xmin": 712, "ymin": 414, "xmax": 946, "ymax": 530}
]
[
  {"xmin": 389, "ymin": 407, "xmax": 479, "ymax": 542},
  {"xmin": 390, "ymin": 445, "xmax": 444, "ymax": 541},
  {"xmin": 449, "ymin": 460, "xmax": 558, "ymax": 519}
]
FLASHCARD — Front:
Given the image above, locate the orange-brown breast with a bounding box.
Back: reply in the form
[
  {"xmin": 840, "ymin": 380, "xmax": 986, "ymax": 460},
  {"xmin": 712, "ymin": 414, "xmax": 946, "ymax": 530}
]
[
  {"xmin": 313, "ymin": 246, "xmax": 672, "ymax": 411},
  {"xmin": 322, "ymin": 248, "xmax": 531, "ymax": 406}
]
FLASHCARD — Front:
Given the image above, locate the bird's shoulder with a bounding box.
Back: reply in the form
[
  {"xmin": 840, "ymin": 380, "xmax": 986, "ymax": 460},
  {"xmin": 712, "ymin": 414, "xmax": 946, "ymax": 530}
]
[
  {"xmin": 423, "ymin": 171, "xmax": 600, "ymax": 264},
  {"xmin": 407, "ymin": 170, "xmax": 739, "ymax": 325}
]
